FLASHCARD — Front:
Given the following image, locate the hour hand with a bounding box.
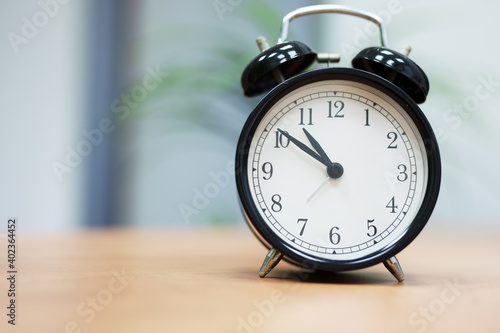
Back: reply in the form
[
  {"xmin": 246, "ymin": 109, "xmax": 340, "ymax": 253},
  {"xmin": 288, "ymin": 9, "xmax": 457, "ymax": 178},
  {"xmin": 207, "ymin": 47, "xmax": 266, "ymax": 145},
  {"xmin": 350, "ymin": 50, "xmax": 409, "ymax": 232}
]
[{"xmin": 277, "ymin": 129, "xmax": 329, "ymax": 167}]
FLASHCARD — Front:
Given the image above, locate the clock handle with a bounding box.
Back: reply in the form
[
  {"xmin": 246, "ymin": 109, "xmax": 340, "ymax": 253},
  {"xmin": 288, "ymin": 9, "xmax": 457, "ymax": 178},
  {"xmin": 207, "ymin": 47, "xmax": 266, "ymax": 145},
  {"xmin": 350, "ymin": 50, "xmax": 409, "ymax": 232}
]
[{"xmin": 278, "ymin": 4, "xmax": 389, "ymax": 47}]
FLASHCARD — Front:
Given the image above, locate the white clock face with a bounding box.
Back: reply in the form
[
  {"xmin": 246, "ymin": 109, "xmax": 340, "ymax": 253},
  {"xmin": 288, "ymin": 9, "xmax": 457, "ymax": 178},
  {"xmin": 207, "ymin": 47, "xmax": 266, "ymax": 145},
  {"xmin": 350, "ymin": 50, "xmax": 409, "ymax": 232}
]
[{"xmin": 246, "ymin": 78, "xmax": 428, "ymax": 261}]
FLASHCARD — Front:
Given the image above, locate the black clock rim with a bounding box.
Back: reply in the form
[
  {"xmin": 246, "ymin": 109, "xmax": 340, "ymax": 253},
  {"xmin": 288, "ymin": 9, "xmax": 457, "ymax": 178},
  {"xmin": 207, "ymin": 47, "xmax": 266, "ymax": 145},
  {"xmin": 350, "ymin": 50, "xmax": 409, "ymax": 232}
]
[{"xmin": 235, "ymin": 67, "xmax": 441, "ymax": 272}]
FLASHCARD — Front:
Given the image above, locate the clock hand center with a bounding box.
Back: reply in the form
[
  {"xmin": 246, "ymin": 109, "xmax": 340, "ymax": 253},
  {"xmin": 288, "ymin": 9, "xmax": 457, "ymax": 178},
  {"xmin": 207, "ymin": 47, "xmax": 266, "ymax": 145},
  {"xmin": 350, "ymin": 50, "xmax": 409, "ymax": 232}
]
[{"xmin": 327, "ymin": 162, "xmax": 344, "ymax": 179}]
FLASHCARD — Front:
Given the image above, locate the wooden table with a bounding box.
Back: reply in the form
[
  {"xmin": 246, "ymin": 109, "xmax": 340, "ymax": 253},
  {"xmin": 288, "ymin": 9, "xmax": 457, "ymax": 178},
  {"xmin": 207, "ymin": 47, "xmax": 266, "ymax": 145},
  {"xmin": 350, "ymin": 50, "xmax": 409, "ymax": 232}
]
[{"xmin": 1, "ymin": 226, "xmax": 500, "ymax": 333}]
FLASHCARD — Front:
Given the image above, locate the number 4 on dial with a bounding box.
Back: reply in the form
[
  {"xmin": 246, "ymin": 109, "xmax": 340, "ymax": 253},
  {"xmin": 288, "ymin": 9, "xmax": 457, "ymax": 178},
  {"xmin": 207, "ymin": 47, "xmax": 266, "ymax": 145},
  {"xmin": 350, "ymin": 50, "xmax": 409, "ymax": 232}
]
[{"xmin": 386, "ymin": 197, "xmax": 398, "ymax": 213}]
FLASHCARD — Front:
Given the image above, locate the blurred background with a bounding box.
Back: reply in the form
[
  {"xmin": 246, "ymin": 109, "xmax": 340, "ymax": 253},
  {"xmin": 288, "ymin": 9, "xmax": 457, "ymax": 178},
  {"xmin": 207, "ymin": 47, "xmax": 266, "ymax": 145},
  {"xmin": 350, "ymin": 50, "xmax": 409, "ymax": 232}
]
[{"xmin": 2, "ymin": 0, "xmax": 499, "ymax": 232}]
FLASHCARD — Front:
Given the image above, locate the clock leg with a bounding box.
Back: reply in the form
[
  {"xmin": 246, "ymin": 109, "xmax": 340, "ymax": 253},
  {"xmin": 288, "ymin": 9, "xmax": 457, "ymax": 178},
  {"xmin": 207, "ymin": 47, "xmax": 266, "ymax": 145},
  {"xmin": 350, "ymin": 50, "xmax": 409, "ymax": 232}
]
[
  {"xmin": 259, "ymin": 248, "xmax": 283, "ymax": 278},
  {"xmin": 383, "ymin": 256, "xmax": 405, "ymax": 282}
]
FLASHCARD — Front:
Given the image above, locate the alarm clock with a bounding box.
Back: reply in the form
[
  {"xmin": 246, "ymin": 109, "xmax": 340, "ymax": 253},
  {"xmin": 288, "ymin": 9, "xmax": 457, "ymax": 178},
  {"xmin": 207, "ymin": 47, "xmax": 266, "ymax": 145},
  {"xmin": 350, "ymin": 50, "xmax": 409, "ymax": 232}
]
[{"xmin": 235, "ymin": 5, "xmax": 441, "ymax": 282}]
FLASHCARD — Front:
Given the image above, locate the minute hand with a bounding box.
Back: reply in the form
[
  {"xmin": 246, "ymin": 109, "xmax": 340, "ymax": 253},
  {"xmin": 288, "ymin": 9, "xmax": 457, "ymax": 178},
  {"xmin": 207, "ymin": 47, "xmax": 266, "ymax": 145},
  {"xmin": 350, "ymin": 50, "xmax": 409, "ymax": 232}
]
[
  {"xmin": 295, "ymin": 128, "xmax": 344, "ymax": 180},
  {"xmin": 302, "ymin": 128, "xmax": 333, "ymax": 164},
  {"xmin": 277, "ymin": 129, "xmax": 330, "ymax": 167}
]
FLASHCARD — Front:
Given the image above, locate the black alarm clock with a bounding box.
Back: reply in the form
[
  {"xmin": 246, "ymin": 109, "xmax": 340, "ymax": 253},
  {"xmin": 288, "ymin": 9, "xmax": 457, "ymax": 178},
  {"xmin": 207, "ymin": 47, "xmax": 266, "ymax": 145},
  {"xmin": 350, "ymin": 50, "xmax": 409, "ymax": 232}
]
[{"xmin": 235, "ymin": 5, "xmax": 441, "ymax": 282}]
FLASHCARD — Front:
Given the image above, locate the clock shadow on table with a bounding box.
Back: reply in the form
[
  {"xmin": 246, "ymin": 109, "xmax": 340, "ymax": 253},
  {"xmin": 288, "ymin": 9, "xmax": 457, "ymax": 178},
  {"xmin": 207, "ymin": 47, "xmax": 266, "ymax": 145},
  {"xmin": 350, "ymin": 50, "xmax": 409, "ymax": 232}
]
[{"xmin": 264, "ymin": 268, "xmax": 401, "ymax": 285}]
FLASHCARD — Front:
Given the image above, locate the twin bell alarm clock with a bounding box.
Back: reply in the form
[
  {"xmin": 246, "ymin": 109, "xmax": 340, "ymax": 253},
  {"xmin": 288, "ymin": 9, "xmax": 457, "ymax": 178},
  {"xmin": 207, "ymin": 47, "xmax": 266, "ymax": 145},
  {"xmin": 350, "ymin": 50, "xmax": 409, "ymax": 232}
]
[{"xmin": 235, "ymin": 5, "xmax": 441, "ymax": 282}]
